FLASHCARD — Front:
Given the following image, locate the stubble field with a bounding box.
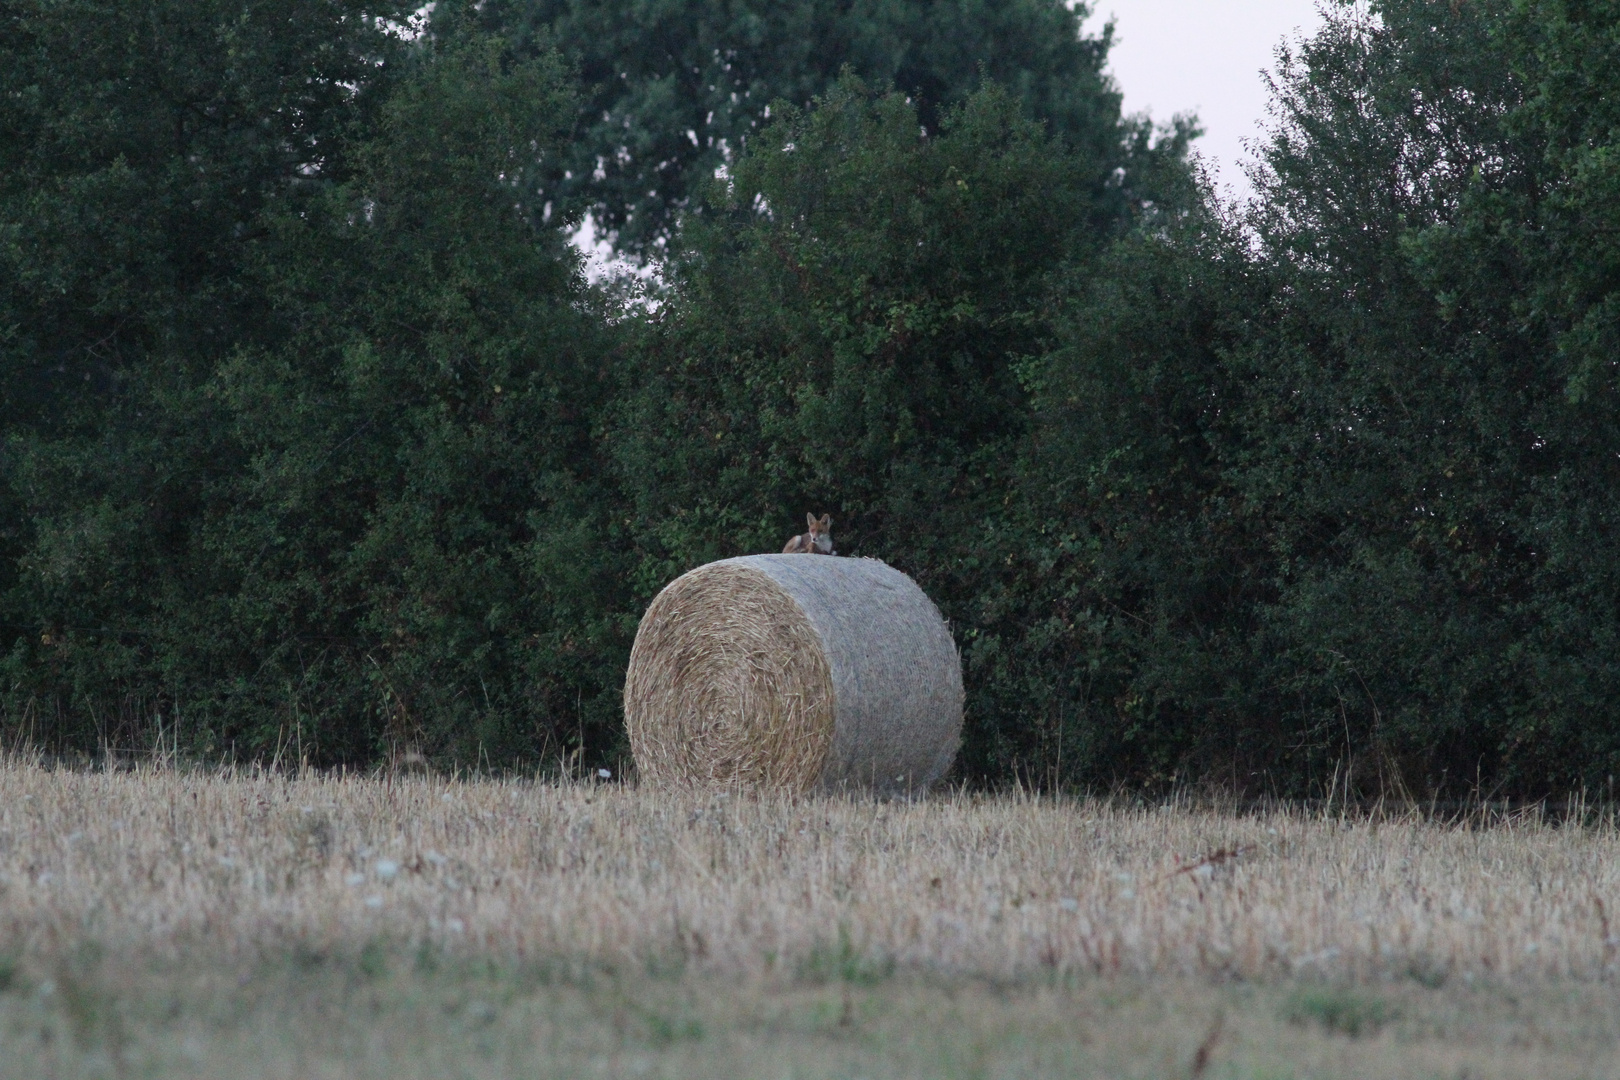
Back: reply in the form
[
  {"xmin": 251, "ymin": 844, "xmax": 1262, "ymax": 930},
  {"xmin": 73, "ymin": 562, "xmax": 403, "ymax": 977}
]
[{"xmin": 1, "ymin": 758, "xmax": 1618, "ymax": 1078}]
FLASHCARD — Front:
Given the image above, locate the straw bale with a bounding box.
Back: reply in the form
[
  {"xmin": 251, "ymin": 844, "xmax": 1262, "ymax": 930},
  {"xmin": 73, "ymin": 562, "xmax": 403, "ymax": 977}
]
[{"xmin": 625, "ymin": 555, "xmax": 963, "ymax": 794}]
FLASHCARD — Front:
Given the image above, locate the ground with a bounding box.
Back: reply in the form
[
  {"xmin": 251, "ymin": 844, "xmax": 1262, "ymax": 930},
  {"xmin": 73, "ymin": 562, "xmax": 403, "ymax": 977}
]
[{"xmin": 1, "ymin": 761, "xmax": 1616, "ymax": 1078}]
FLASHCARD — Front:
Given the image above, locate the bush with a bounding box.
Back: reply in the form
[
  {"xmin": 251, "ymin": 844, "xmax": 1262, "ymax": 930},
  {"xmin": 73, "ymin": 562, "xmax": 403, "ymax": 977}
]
[
  {"xmin": 1001, "ymin": 0, "xmax": 1620, "ymax": 798},
  {"xmin": 1, "ymin": 11, "xmax": 628, "ymax": 766},
  {"xmin": 8, "ymin": 0, "xmax": 1620, "ymax": 799}
]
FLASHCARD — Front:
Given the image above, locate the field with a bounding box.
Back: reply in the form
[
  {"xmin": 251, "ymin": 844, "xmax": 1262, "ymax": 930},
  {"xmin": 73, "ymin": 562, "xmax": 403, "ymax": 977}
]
[{"xmin": 1, "ymin": 759, "xmax": 1618, "ymax": 1078}]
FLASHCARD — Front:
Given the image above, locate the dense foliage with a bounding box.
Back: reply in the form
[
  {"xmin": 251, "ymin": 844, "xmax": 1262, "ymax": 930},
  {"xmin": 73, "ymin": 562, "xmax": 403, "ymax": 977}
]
[
  {"xmin": 450, "ymin": 0, "xmax": 1141, "ymax": 257},
  {"xmin": 1007, "ymin": 0, "xmax": 1620, "ymax": 797},
  {"xmin": 1, "ymin": 3, "xmax": 622, "ymax": 764},
  {"xmin": 3, "ymin": 0, "xmax": 1618, "ymax": 798}
]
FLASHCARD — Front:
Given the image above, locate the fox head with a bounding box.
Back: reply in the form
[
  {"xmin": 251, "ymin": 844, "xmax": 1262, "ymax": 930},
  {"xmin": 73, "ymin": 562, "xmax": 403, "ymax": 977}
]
[{"xmin": 806, "ymin": 513, "xmax": 833, "ymax": 552}]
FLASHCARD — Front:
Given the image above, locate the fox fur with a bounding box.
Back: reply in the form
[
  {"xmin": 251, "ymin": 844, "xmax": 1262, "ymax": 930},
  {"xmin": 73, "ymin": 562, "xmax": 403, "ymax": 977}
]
[{"xmin": 782, "ymin": 513, "xmax": 835, "ymax": 555}]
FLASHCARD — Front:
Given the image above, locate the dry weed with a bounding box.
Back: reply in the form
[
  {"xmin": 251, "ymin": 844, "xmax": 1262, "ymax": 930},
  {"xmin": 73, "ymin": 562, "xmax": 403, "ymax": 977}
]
[{"xmin": 1, "ymin": 759, "xmax": 1616, "ymax": 984}]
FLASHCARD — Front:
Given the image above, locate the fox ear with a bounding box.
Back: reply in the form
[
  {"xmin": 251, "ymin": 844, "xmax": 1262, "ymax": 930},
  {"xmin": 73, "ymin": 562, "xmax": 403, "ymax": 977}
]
[
  {"xmin": 806, "ymin": 512, "xmax": 817, "ymax": 529},
  {"xmin": 820, "ymin": 514, "xmax": 832, "ymax": 529}
]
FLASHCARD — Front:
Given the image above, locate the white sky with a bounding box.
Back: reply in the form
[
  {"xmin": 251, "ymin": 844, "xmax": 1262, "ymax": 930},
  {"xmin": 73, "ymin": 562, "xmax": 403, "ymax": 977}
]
[{"xmin": 1083, "ymin": 0, "xmax": 1326, "ymax": 200}]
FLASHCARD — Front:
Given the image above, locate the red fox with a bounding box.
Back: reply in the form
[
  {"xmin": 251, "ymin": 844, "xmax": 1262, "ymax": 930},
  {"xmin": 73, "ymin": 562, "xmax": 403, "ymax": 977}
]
[{"xmin": 782, "ymin": 513, "xmax": 835, "ymax": 555}]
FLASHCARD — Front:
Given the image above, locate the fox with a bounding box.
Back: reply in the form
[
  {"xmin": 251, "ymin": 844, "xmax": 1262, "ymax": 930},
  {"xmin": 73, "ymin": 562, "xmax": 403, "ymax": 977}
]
[{"xmin": 782, "ymin": 513, "xmax": 835, "ymax": 555}]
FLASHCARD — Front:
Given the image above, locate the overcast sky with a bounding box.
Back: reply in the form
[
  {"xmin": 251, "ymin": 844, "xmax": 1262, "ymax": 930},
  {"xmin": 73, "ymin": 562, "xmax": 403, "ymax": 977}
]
[{"xmin": 1083, "ymin": 0, "xmax": 1326, "ymax": 199}]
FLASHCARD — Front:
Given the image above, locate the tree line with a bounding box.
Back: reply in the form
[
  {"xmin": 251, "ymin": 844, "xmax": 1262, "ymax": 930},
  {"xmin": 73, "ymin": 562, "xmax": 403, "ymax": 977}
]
[{"xmin": 3, "ymin": 0, "xmax": 1617, "ymax": 800}]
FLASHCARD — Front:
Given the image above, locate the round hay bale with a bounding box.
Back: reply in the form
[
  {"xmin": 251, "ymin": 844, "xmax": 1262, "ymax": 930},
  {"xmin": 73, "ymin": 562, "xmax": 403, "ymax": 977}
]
[{"xmin": 625, "ymin": 555, "xmax": 962, "ymax": 794}]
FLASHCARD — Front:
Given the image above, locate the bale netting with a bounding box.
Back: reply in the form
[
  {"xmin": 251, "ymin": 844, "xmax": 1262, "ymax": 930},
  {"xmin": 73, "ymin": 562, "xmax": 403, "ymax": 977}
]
[{"xmin": 624, "ymin": 555, "xmax": 963, "ymax": 795}]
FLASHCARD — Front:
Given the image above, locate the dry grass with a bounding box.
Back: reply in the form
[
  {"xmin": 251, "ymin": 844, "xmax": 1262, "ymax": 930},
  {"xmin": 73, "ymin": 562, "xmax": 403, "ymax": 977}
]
[
  {"xmin": 2, "ymin": 758, "xmax": 1620, "ymax": 1077},
  {"xmin": 3, "ymin": 759, "xmax": 1616, "ymax": 981}
]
